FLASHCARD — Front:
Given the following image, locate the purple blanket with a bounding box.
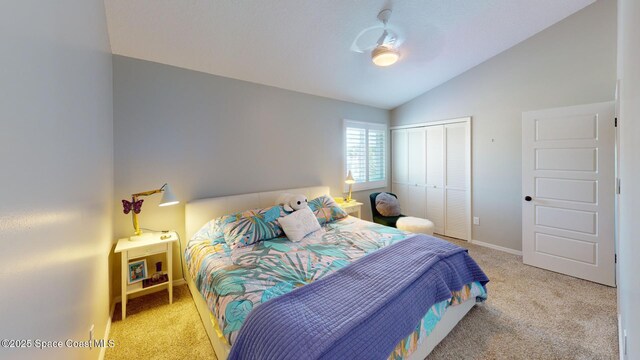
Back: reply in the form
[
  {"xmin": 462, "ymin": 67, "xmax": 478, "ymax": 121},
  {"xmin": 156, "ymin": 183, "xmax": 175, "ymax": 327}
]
[{"xmin": 228, "ymin": 234, "xmax": 489, "ymax": 360}]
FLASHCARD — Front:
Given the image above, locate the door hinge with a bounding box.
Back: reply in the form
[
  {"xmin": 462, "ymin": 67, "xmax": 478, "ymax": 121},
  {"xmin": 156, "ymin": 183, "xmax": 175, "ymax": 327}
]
[
  {"xmin": 615, "ymin": 117, "xmax": 618, "ymax": 127},
  {"xmin": 617, "ymin": 178, "xmax": 621, "ymax": 194},
  {"xmin": 615, "ymin": 254, "xmax": 617, "ymax": 263}
]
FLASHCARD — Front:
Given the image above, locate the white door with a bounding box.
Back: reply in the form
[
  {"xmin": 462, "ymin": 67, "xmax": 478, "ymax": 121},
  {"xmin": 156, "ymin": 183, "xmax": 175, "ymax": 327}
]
[
  {"xmin": 394, "ymin": 183, "xmax": 409, "ymax": 215},
  {"xmin": 407, "ymin": 128, "xmax": 427, "ymax": 217},
  {"xmin": 522, "ymin": 102, "xmax": 615, "ymax": 286},
  {"xmin": 426, "ymin": 125, "xmax": 445, "ymax": 234},
  {"xmin": 391, "ymin": 119, "xmax": 470, "ymax": 237},
  {"xmin": 444, "ymin": 123, "xmax": 471, "ymax": 240},
  {"xmin": 407, "ymin": 128, "xmax": 426, "ymax": 186},
  {"xmin": 392, "ymin": 129, "xmax": 408, "ymax": 184},
  {"xmin": 406, "ymin": 186, "xmax": 426, "ymax": 217},
  {"xmin": 392, "ymin": 129, "xmax": 408, "ymax": 213}
]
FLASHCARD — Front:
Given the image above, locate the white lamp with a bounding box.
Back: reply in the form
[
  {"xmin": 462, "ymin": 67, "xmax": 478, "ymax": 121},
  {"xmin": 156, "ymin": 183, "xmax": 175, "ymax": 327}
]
[
  {"xmin": 122, "ymin": 183, "xmax": 179, "ymax": 239},
  {"xmin": 159, "ymin": 184, "xmax": 179, "ymax": 207},
  {"xmin": 345, "ymin": 171, "xmax": 356, "ymax": 202}
]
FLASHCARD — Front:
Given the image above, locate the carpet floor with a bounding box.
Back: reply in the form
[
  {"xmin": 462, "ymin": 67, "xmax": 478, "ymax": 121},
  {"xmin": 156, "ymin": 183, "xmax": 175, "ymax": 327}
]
[
  {"xmin": 105, "ymin": 238, "xmax": 618, "ymax": 360},
  {"xmin": 105, "ymin": 285, "xmax": 216, "ymax": 360},
  {"xmin": 429, "ymin": 238, "xmax": 618, "ymax": 359}
]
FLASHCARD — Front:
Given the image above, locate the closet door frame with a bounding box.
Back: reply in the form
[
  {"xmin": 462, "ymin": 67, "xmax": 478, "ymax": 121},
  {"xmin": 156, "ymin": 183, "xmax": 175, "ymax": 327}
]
[{"xmin": 391, "ymin": 117, "xmax": 472, "ymax": 240}]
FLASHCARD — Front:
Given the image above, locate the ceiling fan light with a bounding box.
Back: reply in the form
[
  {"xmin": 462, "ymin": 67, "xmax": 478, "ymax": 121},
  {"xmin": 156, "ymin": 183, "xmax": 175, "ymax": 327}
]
[{"xmin": 371, "ymin": 45, "xmax": 399, "ymax": 67}]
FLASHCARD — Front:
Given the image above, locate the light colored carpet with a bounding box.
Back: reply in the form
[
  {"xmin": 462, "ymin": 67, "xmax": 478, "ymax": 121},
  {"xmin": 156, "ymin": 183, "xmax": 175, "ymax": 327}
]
[
  {"xmin": 105, "ymin": 285, "xmax": 217, "ymax": 360},
  {"xmin": 105, "ymin": 238, "xmax": 618, "ymax": 360},
  {"xmin": 429, "ymin": 237, "xmax": 618, "ymax": 359}
]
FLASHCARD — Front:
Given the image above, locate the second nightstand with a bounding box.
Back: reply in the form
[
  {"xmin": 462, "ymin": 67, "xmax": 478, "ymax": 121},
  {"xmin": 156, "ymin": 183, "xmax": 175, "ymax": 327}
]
[
  {"xmin": 339, "ymin": 201, "xmax": 363, "ymax": 218},
  {"xmin": 114, "ymin": 232, "xmax": 179, "ymax": 320}
]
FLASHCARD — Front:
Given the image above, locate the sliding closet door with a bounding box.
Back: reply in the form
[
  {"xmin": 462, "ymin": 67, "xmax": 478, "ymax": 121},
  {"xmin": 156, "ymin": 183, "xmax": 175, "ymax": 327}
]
[
  {"xmin": 407, "ymin": 128, "xmax": 426, "ymax": 185},
  {"xmin": 426, "ymin": 126, "xmax": 445, "ymax": 235},
  {"xmin": 392, "ymin": 130, "xmax": 408, "ymax": 183},
  {"xmin": 406, "ymin": 128, "xmax": 426, "ymax": 217},
  {"xmin": 391, "ymin": 130, "xmax": 409, "ymax": 213},
  {"xmin": 444, "ymin": 122, "xmax": 471, "ymax": 240},
  {"xmin": 392, "ymin": 119, "xmax": 470, "ymax": 240}
]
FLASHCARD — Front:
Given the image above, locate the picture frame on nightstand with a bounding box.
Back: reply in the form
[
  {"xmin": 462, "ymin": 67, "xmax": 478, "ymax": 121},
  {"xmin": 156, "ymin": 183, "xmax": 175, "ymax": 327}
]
[{"xmin": 128, "ymin": 259, "xmax": 148, "ymax": 284}]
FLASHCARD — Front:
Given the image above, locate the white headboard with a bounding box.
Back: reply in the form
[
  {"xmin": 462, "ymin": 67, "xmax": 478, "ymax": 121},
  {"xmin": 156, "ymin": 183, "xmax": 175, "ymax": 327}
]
[{"xmin": 185, "ymin": 186, "xmax": 331, "ymax": 241}]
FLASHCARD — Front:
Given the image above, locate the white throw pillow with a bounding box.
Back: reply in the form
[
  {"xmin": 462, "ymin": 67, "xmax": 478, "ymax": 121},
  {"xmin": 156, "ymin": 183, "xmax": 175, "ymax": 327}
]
[{"xmin": 278, "ymin": 207, "xmax": 321, "ymax": 242}]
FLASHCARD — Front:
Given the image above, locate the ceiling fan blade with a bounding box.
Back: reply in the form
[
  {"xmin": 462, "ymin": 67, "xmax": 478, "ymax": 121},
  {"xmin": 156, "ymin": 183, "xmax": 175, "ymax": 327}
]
[{"xmin": 377, "ymin": 30, "xmax": 388, "ymax": 46}]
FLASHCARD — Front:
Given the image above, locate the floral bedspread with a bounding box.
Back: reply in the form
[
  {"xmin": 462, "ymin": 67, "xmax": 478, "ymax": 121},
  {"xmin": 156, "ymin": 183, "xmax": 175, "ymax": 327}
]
[
  {"xmin": 389, "ymin": 281, "xmax": 486, "ymax": 360},
  {"xmin": 185, "ymin": 216, "xmax": 485, "ymax": 357}
]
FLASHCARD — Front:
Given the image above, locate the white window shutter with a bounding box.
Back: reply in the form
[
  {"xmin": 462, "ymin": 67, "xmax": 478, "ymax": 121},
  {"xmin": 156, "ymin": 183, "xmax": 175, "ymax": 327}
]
[
  {"xmin": 368, "ymin": 128, "xmax": 385, "ymax": 182},
  {"xmin": 346, "ymin": 127, "xmax": 367, "ymax": 183},
  {"xmin": 344, "ymin": 120, "xmax": 387, "ymax": 191}
]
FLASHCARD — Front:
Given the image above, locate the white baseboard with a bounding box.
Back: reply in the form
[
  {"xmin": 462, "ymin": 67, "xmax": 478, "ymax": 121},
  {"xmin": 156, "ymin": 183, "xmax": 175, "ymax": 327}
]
[
  {"xmin": 98, "ymin": 302, "xmax": 116, "ymax": 360},
  {"xmin": 112, "ymin": 278, "xmax": 186, "ymax": 304},
  {"xmin": 618, "ymin": 314, "xmax": 625, "ymax": 360},
  {"xmin": 470, "ymin": 239, "xmax": 522, "ymax": 256}
]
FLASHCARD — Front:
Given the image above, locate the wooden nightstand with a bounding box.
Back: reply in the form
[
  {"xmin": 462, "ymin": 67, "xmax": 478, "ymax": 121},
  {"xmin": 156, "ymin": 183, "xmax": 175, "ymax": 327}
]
[
  {"xmin": 114, "ymin": 232, "xmax": 179, "ymax": 320},
  {"xmin": 339, "ymin": 201, "xmax": 363, "ymax": 218}
]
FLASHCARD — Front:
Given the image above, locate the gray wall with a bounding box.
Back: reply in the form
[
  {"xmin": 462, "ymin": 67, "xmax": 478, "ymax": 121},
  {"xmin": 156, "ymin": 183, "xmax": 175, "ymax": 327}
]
[
  {"xmin": 391, "ymin": 0, "xmax": 617, "ymax": 251},
  {"xmin": 112, "ymin": 56, "xmax": 389, "ymax": 294},
  {"xmin": 617, "ymin": 0, "xmax": 640, "ymax": 356},
  {"xmin": 0, "ymin": 1, "xmax": 113, "ymax": 359}
]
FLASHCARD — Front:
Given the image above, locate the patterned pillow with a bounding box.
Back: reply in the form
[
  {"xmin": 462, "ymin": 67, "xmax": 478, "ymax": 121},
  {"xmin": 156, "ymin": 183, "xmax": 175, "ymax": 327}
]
[
  {"xmin": 191, "ymin": 217, "xmax": 227, "ymax": 245},
  {"xmin": 308, "ymin": 195, "xmax": 348, "ymax": 225},
  {"xmin": 222, "ymin": 205, "xmax": 286, "ymax": 249}
]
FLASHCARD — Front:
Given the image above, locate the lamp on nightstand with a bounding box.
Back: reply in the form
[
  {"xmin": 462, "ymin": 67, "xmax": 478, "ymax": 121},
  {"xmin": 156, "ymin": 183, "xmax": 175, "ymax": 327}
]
[
  {"xmin": 345, "ymin": 170, "xmax": 356, "ymax": 203},
  {"xmin": 122, "ymin": 183, "xmax": 179, "ymax": 240}
]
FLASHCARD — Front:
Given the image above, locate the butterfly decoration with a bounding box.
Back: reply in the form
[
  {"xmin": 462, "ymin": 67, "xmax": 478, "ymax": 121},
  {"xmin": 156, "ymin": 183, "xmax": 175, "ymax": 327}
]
[{"xmin": 122, "ymin": 199, "xmax": 144, "ymax": 214}]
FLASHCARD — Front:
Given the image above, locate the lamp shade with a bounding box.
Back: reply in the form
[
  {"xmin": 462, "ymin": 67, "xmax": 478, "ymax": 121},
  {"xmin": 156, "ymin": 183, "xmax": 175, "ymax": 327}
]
[
  {"xmin": 345, "ymin": 170, "xmax": 356, "ymax": 184},
  {"xmin": 159, "ymin": 184, "xmax": 179, "ymax": 207}
]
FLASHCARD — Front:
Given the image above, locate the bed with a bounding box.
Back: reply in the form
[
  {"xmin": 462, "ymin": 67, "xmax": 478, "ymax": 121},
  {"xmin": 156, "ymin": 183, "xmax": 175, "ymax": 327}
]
[{"xmin": 183, "ymin": 186, "xmax": 487, "ymax": 360}]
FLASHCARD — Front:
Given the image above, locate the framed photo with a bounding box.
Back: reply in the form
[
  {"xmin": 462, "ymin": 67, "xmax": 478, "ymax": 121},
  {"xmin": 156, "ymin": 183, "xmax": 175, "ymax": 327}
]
[{"xmin": 128, "ymin": 259, "xmax": 148, "ymax": 284}]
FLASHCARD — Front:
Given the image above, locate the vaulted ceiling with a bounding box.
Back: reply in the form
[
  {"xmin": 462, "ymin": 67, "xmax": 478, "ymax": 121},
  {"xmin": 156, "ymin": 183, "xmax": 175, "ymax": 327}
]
[{"xmin": 104, "ymin": 0, "xmax": 595, "ymax": 109}]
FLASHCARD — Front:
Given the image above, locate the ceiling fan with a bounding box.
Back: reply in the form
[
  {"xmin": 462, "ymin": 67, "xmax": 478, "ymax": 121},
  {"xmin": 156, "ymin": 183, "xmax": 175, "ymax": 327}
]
[{"xmin": 350, "ymin": 8, "xmax": 404, "ymax": 67}]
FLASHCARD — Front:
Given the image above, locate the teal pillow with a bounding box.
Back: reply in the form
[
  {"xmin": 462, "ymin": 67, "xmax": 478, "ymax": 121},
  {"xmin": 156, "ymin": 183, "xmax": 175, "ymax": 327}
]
[
  {"xmin": 308, "ymin": 195, "xmax": 348, "ymax": 225},
  {"xmin": 222, "ymin": 205, "xmax": 286, "ymax": 249}
]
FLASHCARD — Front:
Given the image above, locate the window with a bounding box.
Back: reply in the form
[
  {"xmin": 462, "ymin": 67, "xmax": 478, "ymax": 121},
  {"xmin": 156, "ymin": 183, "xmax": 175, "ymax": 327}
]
[{"xmin": 344, "ymin": 120, "xmax": 387, "ymax": 191}]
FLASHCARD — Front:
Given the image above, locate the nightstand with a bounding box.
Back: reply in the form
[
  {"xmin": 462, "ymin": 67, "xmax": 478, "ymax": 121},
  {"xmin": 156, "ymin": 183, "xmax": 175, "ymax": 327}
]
[
  {"xmin": 114, "ymin": 231, "xmax": 179, "ymax": 320},
  {"xmin": 339, "ymin": 201, "xmax": 363, "ymax": 218}
]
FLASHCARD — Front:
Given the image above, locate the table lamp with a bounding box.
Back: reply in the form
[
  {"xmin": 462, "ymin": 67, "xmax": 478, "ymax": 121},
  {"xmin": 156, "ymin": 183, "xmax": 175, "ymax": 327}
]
[
  {"xmin": 122, "ymin": 183, "xmax": 179, "ymax": 239},
  {"xmin": 345, "ymin": 171, "xmax": 356, "ymax": 202}
]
